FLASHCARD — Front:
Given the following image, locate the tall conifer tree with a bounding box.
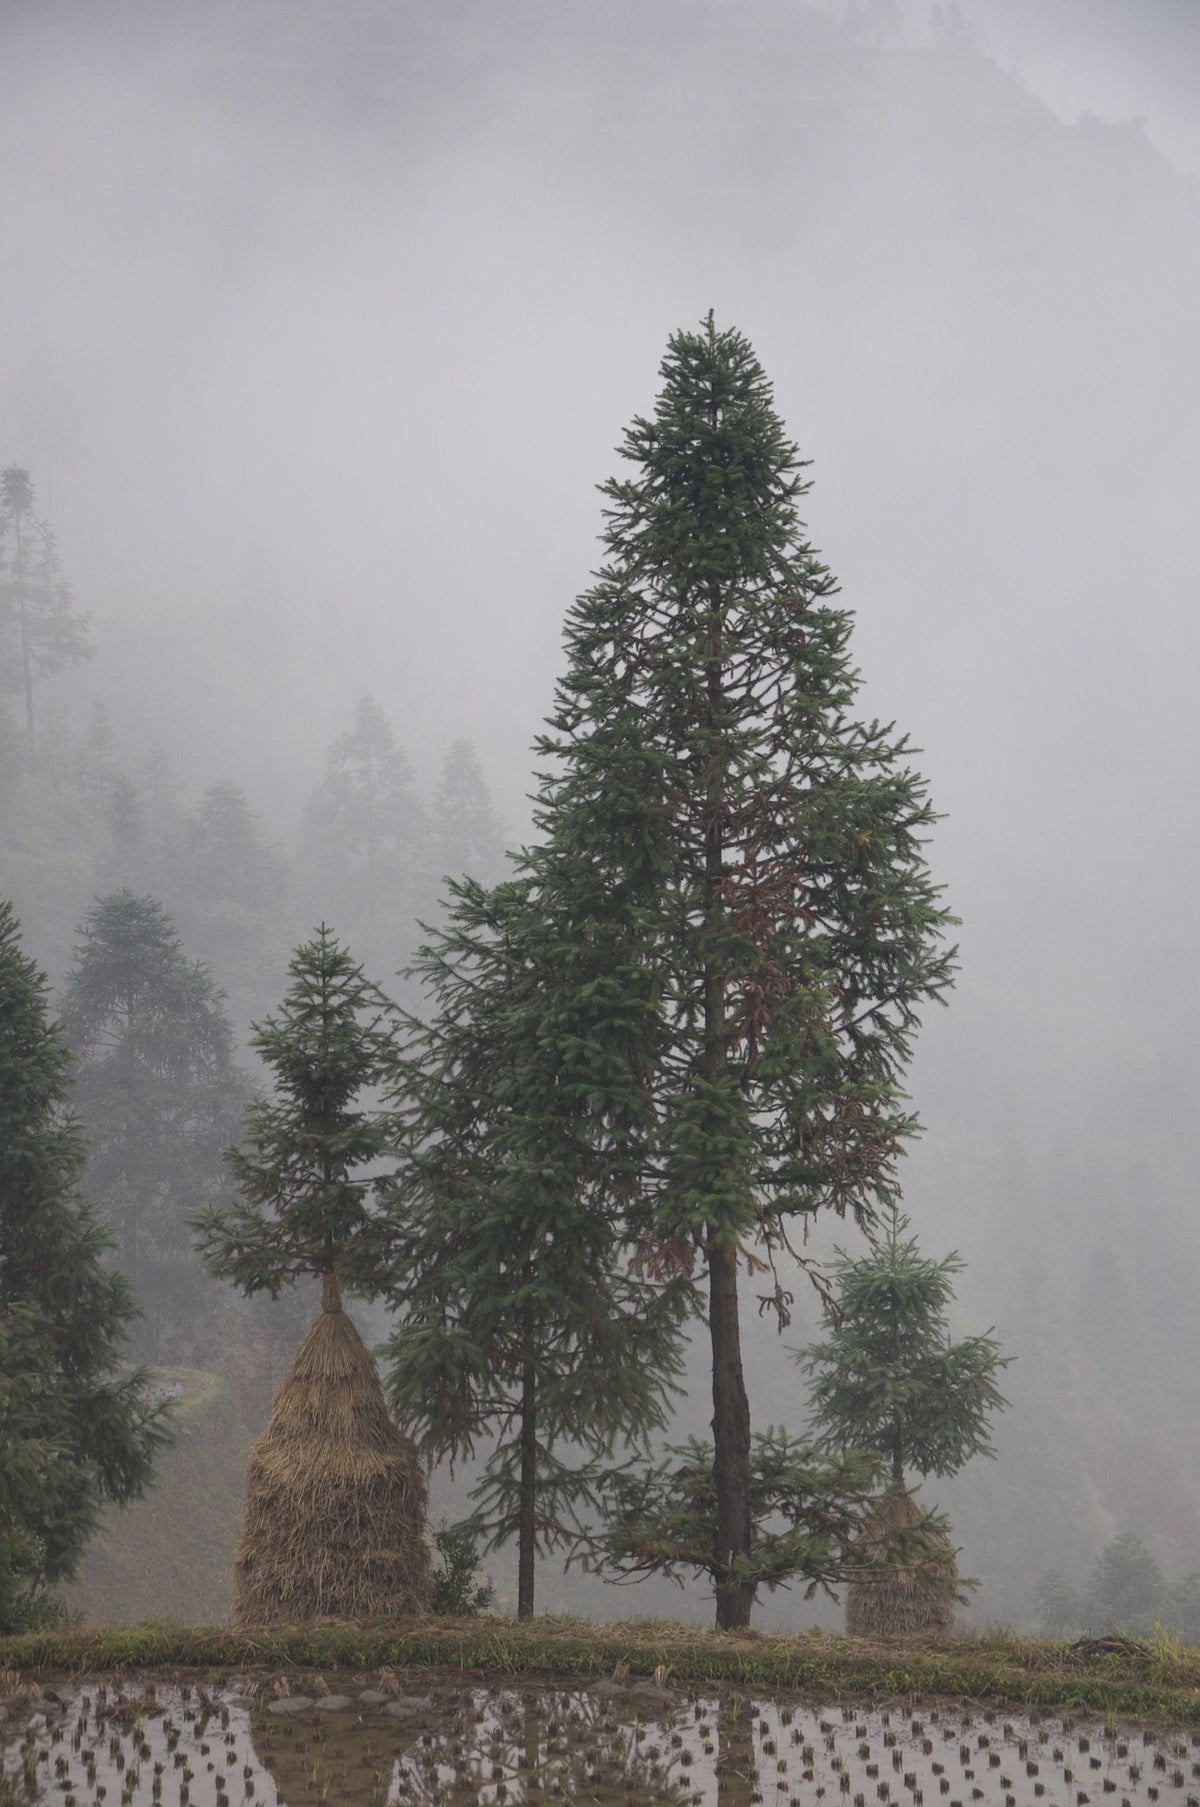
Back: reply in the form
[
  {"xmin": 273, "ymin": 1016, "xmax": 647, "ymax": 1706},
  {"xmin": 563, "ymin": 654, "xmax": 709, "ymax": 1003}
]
[
  {"xmin": 509, "ymin": 317, "xmax": 955, "ymax": 1626},
  {"xmin": 384, "ymin": 876, "xmax": 687, "ymax": 1620},
  {"xmin": 0, "ymin": 899, "xmax": 169, "ymax": 1631},
  {"xmin": 301, "ymin": 696, "xmax": 428, "ymax": 976},
  {"xmin": 0, "ymin": 467, "xmax": 91, "ymax": 756},
  {"xmin": 60, "ymin": 891, "xmax": 249, "ymax": 1362},
  {"xmin": 433, "ymin": 739, "xmax": 506, "ymax": 886}
]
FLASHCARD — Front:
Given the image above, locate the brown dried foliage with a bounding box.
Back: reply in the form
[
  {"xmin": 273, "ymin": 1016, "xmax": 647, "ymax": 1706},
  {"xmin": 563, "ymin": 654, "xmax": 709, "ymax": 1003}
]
[
  {"xmin": 845, "ymin": 1486, "xmax": 958, "ymax": 1639},
  {"xmin": 233, "ymin": 1275, "xmax": 431, "ymax": 1626}
]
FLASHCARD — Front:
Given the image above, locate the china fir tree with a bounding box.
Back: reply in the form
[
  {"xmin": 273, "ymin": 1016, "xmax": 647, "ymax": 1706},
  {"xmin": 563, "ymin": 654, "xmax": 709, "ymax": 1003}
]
[
  {"xmin": 0, "ymin": 467, "xmax": 92, "ymax": 756},
  {"xmin": 503, "ymin": 317, "xmax": 955, "ymax": 1626},
  {"xmin": 301, "ymin": 696, "xmax": 428, "ymax": 976},
  {"xmin": 60, "ymin": 891, "xmax": 249, "ymax": 1362},
  {"xmin": 193, "ymin": 927, "xmax": 431, "ymax": 1626},
  {"xmin": 191, "ymin": 925, "xmax": 400, "ymax": 1300},
  {"xmin": 170, "ymin": 779, "xmax": 291, "ymax": 1034},
  {"xmin": 796, "ymin": 1209, "xmax": 1008, "ymax": 1632},
  {"xmin": 796, "ymin": 1211, "xmax": 1010, "ymax": 1491},
  {"xmin": 383, "ymin": 876, "xmax": 688, "ymax": 1620},
  {"xmin": 432, "ymin": 739, "xmax": 506, "ymax": 886},
  {"xmin": 0, "ymin": 899, "xmax": 170, "ymax": 1632}
]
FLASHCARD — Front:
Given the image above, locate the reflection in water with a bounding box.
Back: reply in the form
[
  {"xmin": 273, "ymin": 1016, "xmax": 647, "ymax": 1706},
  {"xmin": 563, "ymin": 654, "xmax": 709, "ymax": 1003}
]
[{"xmin": 4, "ymin": 1676, "xmax": 1200, "ymax": 1807}]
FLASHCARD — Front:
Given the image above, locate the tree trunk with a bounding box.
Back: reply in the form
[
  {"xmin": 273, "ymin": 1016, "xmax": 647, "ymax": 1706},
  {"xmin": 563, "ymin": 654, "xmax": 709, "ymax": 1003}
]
[
  {"xmin": 703, "ymin": 576, "xmax": 755, "ymax": 1630},
  {"xmin": 709, "ymin": 1230, "xmax": 755, "ymax": 1628},
  {"xmin": 517, "ymin": 1356, "xmax": 537, "ymax": 1620}
]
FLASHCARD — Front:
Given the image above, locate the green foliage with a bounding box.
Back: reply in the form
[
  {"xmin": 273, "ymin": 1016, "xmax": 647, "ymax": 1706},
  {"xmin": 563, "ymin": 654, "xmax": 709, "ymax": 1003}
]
[
  {"xmin": 527, "ymin": 313, "xmax": 955, "ymax": 1232},
  {"xmin": 430, "ymin": 1521, "xmax": 496, "ymax": 1617},
  {"xmin": 796, "ymin": 1209, "xmax": 1010, "ymax": 1486},
  {"xmin": 0, "ymin": 897, "xmax": 172, "ymax": 1633},
  {"xmin": 383, "ymin": 878, "xmax": 688, "ymax": 1617},
  {"xmin": 193, "ymin": 925, "xmax": 400, "ymax": 1297},
  {"xmin": 389, "ymin": 317, "xmax": 955, "ymax": 1628},
  {"xmin": 589, "ymin": 1429, "xmax": 884, "ymax": 1601},
  {"xmin": 60, "ymin": 891, "xmax": 249, "ymax": 1362}
]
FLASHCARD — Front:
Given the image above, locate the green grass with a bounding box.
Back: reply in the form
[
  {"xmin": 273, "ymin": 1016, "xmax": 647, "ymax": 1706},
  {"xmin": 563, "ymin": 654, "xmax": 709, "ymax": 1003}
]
[{"xmin": 4, "ymin": 1617, "xmax": 1200, "ymax": 1721}]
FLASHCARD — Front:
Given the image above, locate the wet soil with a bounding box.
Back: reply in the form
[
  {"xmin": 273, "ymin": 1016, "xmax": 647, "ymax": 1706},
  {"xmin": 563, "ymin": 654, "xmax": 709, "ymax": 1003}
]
[{"xmin": 4, "ymin": 1667, "xmax": 1200, "ymax": 1807}]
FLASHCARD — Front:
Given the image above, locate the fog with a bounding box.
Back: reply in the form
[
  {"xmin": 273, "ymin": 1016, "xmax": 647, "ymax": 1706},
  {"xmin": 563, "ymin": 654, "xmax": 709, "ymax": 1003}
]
[{"xmin": 4, "ymin": 0, "xmax": 1200, "ymax": 1628}]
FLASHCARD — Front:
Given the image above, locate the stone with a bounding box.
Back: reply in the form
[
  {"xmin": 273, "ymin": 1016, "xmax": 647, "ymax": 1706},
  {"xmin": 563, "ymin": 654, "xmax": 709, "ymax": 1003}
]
[{"xmin": 384, "ymin": 1696, "xmax": 433, "ymax": 1718}]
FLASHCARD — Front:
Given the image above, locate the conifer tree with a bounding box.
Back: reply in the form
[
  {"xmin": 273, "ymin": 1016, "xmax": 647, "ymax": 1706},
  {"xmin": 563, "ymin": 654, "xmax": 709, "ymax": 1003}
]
[
  {"xmin": 1084, "ymin": 1531, "xmax": 1164, "ymax": 1637},
  {"xmin": 170, "ymin": 779, "xmax": 291, "ymax": 1031},
  {"xmin": 796, "ymin": 1212, "xmax": 1009, "ymax": 1489},
  {"xmin": 0, "ymin": 898, "xmax": 170, "ymax": 1631},
  {"xmin": 60, "ymin": 891, "xmax": 249, "ymax": 1362},
  {"xmin": 301, "ymin": 696, "xmax": 427, "ymax": 973},
  {"xmin": 382, "ymin": 876, "xmax": 688, "ymax": 1620},
  {"xmin": 0, "ymin": 467, "xmax": 91, "ymax": 756},
  {"xmin": 432, "ymin": 739, "xmax": 506, "ymax": 886},
  {"xmin": 496, "ymin": 317, "xmax": 955, "ymax": 1626},
  {"xmin": 192, "ymin": 926, "xmax": 400, "ymax": 1299}
]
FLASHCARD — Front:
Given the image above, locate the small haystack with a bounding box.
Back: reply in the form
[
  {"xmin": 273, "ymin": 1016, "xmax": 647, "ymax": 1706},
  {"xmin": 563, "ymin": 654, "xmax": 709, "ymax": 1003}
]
[
  {"xmin": 844, "ymin": 1484, "xmax": 958, "ymax": 1638},
  {"xmin": 233, "ymin": 1272, "xmax": 431, "ymax": 1625}
]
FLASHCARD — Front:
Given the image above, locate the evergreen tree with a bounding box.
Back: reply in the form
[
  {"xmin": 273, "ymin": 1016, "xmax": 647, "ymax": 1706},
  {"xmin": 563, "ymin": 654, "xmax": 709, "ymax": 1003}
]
[
  {"xmin": 592, "ymin": 1427, "xmax": 882, "ymax": 1608},
  {"xmin": 0, "ymin": 898, "xmax": 170, "ymax": 1631},
  {"xmin": 192, "ymin": 925, "xmax": 400, "ymax": 1300},
  {"xmin": 60, "ymin": 891, "xmax": 250, "ymax": 1362},
  {"xmin": 69, "ymin": 700, "xmax": 118, "ymax": 812},
  {"xmin": 0, "ymin": 467, "xmax": 92, "ymax": 756},
  {"xmin": 1034, "ymin": 1567, "xmax": 1084, "ymax": 1637},
  {"xmin": 796, "ymin": 1211, "xmax": 1010, "ymax": 1488},
  {"xmin": 432, "ymin": 739, "xmax": 506, "ymax": 886},
  {"xmin": 301, "ymin": 695, "xmax": 427, "ymax": 972},
  {"xmin": 470, "ymin": 317, "xmax": 954, "ymax": 1626},
  {"xmin": 383, "ymin": 876, "xmax": 688, "ymax": 1620},
  {"xmin": 104, "ymin": 774, "xmax": 148, "ymax": 887},
  {"xmin": 1037, "ymin": 1538, "xmax": 1200, "ymax": 1642},
  {"xmin": 170, "ymin": 779, "xmax": 291, "ymax": 1031},
  {"xmin": 1085, "ymin": 1530, "xmax": 1163, "ymax": 1636}
]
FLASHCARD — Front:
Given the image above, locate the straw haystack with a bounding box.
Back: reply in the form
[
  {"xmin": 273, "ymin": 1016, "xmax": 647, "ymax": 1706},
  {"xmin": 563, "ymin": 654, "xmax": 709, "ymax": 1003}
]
[
  {"xmin": 233, "ymin": 1272, "xmax": 431, "ymax": 1625},
  {"xmin": 844, "ymin": 1484, "xmax": 957, "ymax": 1638}
]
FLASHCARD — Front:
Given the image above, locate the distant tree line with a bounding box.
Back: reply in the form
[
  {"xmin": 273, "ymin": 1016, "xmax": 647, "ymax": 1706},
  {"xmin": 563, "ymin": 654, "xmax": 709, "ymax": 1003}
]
[
  {"xmin": 1, "ymin": 681, "xmax": 506, "ymax": 1030},
  {"xmin": 1036, "ymin": 1532, "xmax": 1200, "ymax": 1644}
]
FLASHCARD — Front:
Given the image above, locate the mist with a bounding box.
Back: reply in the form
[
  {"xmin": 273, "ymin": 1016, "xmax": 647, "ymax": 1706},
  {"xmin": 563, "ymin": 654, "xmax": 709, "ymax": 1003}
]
[{"xmin": 4, "ymin": 0, "xmax": 1200, "ymax": 1628}]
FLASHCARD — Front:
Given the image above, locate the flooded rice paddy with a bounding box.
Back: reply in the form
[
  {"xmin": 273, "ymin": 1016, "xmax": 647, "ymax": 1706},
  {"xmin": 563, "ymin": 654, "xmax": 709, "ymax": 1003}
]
[{"xmin": 4, "ymin": 1673, "xmax": 1200, "ymax": 1807}]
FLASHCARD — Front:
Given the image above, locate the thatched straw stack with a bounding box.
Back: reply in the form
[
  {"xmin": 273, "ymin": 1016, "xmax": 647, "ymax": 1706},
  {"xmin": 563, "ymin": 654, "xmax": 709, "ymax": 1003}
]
[
  {"xmin": 233, "ymin": 1272, "xmax": 431, "ymax": 1625},
  {"xmin": 844, "ymin": 1484, "xmax": 957, "ymax": 1637}
]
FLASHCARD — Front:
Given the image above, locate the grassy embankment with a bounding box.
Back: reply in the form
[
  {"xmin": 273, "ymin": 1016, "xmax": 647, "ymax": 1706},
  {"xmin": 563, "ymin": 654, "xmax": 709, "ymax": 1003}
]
[{"xmin": 3, "ymin": 1619, "xmax": 1200, "ymax": 1722}]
